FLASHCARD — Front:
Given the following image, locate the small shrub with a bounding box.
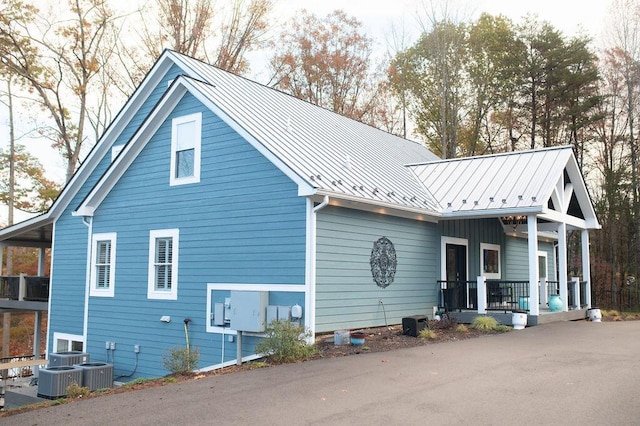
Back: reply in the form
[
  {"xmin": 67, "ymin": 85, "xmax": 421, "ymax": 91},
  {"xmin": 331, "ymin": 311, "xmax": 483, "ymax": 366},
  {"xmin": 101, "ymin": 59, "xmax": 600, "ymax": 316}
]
[
  {"xmin": 603, "ymin": 310, "xmax": 622, "ymax": 321},
  {"xmin": 470, "ymin": 316, "xmax": 499, "ymax": 331},
  {"xmin": 419, "ymin": 328, "xmax": 437, "ymax": 340},
  {"xmin": 164, "ymin": 376, "xmax": 178, "ymax": 383},
  {"xmin": 456, "ymin": 324, "xmax": 468, "ymax": 333},
  {"xmin": 163, "ymin": 347, "xmax": 200, "ymax": 374},
  {"xmin": 255, "ymin": 320, "xmax": 317, "ymax": 363},
  {"xmin": 495, "ymin": 324, "xmax": 511, "ymax": 332},
  {"xmin": 66, "ymin": 382, "xmax": 90, "ymax": 399}
]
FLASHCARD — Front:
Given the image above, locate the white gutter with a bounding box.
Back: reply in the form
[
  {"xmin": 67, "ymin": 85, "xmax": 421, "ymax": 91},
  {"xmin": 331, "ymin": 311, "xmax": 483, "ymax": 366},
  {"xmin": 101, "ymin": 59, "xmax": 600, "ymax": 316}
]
[
  {"xmin": 82, "ymin": 216, "xmax": 93, "ymax": 344},
  {"xmin": 313, "ymin": 195, "xmax": 329, "ymax": 213},
  {"xmin": 306, "ymin": 195, "xmax": 329, "ymax": 341}
]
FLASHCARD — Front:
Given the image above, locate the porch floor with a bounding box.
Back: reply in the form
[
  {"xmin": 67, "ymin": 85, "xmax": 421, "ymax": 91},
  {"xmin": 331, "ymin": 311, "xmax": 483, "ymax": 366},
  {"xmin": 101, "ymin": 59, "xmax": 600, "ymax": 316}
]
[{"xmin": 449, "ymin": 308, "xmax": 588, "ymax": 327}]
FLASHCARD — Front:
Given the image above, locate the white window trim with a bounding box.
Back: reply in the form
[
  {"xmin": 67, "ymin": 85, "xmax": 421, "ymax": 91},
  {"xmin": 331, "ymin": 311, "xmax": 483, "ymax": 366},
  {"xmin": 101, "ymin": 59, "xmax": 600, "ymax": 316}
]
[
  {"xmin": 170, "ymin": 112, "xmax": 201, "ymax": 186},
  {"xmin": 90, "ymin": 232, "xmax": 116, "ymax": 297},
  {"xmin": 148, "ymin": 229, "xmax": 179, "ymax": 300},
  {"xmin": 480, "ymin": 243, "xmax": 501, "ymax": 279},
  {"xmin": 53, "ymin": 332, "xmax": 84, "ymax": 352}
]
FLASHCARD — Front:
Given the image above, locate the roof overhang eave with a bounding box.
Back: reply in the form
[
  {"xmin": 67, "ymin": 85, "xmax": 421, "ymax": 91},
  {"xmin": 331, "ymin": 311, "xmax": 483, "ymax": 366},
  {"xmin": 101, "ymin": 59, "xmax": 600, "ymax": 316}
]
[
  {"xmin": 440, "ymin": 206, "xmax": 544, "ymax": 220},
  {"xmin": 313, "ymin": 190, "xmax": 441, "ymax": 223}
]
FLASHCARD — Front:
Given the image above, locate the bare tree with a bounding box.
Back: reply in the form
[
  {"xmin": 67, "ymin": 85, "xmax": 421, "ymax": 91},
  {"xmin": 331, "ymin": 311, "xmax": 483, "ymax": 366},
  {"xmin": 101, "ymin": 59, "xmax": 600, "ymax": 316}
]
[
  {"xmin": 605, "ymin": 0, "xmax": 640, "ymax": 277},
  {"xmin": 0, "ymin": 0, "xmax": 122, "ymax": 182},
  {"xmin": 125, "ymin": 0, "xmax": 275, "ymax": 86}
]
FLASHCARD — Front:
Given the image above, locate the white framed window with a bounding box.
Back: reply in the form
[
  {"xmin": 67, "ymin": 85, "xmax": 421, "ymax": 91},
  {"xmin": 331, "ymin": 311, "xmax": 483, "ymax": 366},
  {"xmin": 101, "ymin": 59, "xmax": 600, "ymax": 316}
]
[
  {"xmin": 480, "ymin": 243, "xmax": 501, "ymax": 279},
  {"xmin": 53, "ymin": 332, "xmax": 84, "ymax": 352},
  {"xmin": 90, "ymin": 232, "xmax": 116, "ymax": 297},
  {"xmin": 148, "ymin": 229, "xmax": 179, "ymax": 300},
  {"xmin": 170, "ymin": 112, "xmax": 201, "ymax": 186}
]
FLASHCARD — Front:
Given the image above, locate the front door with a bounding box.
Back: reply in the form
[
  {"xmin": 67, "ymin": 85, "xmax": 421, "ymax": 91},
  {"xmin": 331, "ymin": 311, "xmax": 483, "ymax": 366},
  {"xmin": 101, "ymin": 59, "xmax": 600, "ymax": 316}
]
[
  {"xmin": 445, "ymin": 243, "xmax": 468, "ymax": 309},
  {"xmin": 446, "ymin": 243, "xmax": 467, "ymax": 283}
]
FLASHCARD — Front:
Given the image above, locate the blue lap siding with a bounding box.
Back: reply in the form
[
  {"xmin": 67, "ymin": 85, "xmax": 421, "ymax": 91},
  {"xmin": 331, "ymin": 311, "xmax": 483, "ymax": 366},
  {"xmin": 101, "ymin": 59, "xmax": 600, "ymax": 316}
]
[
  {"xmin": 84, "ymin": 93, "xmax": 305, "ymax": 378},
  {"xmin": 48, "ymin": 64, "xmax": 186, "ymax": 350}
]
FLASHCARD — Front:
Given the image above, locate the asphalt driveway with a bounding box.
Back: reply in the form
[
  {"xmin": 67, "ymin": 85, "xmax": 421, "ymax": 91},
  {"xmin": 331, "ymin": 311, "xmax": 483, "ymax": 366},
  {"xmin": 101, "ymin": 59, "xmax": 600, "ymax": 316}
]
[{"xmin": 4, "ymin": 320, "xmax": 640, "ymax": 425}]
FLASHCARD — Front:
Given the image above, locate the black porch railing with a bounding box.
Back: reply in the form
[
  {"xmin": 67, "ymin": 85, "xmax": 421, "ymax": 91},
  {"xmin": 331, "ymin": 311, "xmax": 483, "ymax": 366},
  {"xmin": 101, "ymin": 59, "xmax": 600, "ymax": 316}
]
[
  {"xmin": 438, "ymin": 280, "xmax": 531, "ymax": 312},
  {"xmin": 486, "ymin": 280, "xmax": 530, "ymax": 311},
  {"xmin": 437, "ymin": 281, "xmax": 477, "ymax": 311},
  {"xmin": 0, "ymin": 276, "xmax": 50, "ymax": 302}
]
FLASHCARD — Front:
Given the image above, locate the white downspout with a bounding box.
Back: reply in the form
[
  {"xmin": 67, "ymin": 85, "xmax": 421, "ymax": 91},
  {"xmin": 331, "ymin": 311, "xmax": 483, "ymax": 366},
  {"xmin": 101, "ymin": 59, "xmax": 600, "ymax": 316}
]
[
  {"xmin": 82, "ymin": 216, "xmax": 93, "ymax": 346},
  {"xmin": 306, "ymin": 195, "xmax": 329, "ymax": 340}
]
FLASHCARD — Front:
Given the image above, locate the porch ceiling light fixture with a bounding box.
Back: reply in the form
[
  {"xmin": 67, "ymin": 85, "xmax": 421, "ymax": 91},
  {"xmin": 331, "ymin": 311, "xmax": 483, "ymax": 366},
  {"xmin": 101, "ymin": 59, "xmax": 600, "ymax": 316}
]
[{"xmin": 370, "ymin": 236, "xmax": 397, "ymax": 289}]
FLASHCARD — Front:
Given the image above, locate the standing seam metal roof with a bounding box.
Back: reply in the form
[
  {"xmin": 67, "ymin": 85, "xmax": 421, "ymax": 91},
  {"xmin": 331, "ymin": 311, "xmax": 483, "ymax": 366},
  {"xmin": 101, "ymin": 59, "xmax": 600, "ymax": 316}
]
[
  {"xmin": 408, "ymin": 147, "xmax": 573, "ymax": 213},
  {"xmin": 167, "ymin": 52, "xmax": 592, "ymax": 223},
  {"xmin": 170, "ymin": 52, "xmax": 442, "ymax": 212}
]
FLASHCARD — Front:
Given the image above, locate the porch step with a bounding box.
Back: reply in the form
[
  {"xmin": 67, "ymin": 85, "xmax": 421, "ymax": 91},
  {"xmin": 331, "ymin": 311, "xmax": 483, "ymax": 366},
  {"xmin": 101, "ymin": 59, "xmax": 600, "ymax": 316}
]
[
  {"xmin": 535, "ymin": 308, "xmax": 588, "ymax": 325},
  {"xmin": 448, "ymin": 308, "xmax": 588, "ymax": 327}
]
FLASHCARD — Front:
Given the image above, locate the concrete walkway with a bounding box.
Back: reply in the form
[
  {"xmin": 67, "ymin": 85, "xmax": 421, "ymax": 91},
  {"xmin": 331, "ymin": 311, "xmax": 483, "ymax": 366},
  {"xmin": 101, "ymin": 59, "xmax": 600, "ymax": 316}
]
[{"xmin": 3, "ymin": 321, "xmax": 640, "ymax": 425}]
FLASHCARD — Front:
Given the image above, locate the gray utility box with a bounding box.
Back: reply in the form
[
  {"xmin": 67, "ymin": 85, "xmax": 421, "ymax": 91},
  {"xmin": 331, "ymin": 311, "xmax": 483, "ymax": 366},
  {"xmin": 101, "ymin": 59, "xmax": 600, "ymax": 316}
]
[
  {"xmin": 78, "ymin": 362, "xmax": 113, "ymax": 391},
  {"xmin": 38, "ymin": 366, "xmax": 83, "ymax": 399},
  {"xmin": 229, "ymin": 291, "xmax": 268, "ymax": 332},
  {"xmin": 49, "ymin": 351, "xmax": 90, "ymax": 366}
]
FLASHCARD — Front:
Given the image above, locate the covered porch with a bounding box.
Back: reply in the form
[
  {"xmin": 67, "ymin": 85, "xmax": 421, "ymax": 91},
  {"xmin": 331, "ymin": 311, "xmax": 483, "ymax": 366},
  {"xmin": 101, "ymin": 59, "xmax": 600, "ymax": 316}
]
[
  {"xmin": 410, "ymin": 147, "xmax": 601, "ymax": 327},
  {"xmin": 438, "ymin": 277, "xmax": 591, "ymax": 326}
]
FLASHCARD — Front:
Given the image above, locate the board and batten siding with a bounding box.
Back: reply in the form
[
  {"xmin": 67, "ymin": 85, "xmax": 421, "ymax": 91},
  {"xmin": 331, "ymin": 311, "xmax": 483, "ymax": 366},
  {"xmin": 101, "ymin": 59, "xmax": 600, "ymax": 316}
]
[
  {"xmin": 48, "ymin": 64, "xmax": 186, "ymax": 350},
  {"xmin": 84, "ymin": 92, "xmax": 306, "ymax": 378},
  {"xmin": 438, "ymin": 218, "xmax": 505, "ymax": 279},
  {"xmin": 315, "ymin": 206, "xmax": 438, "ymax": 333},
  {"xmin": 505, "ymin": 236, "xmax": 556, "ymax": 281}
]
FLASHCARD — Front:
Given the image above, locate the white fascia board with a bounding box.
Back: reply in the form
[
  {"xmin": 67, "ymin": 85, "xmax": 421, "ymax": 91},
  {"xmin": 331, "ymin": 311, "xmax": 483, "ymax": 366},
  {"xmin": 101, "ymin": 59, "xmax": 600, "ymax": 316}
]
[
  {"xmin": 76, "ymin": 83, "xmax": 187, "ymax": 215},
  {"xmin": 440, "ymin": 205, "xmax": 543, "ymax": 219},
  {"xmin": 0, "ymin": 213, "xmax": 52, "ymax": 240},
  {"xmin": 49, "ymin": 53, "xmax": 178, "ymax": 219},
  {"xmin": 315, "ymin": 190, "xmax": 441, "ymax": 223},
  {"xmin": 178, "ymin": 78, "xmax": 316, "ymax": 197},
  {"xmin": 564, "ymin": 155, "xmax": 600, "ymax": 228}
]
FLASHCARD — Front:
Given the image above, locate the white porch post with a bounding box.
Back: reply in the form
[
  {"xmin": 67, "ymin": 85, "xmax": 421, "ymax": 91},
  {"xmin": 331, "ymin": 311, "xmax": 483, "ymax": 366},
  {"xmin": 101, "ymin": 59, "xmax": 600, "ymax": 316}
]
[
  {"xmin": 539, "ymin": 277, "xmax": 547, "ymax": 309},
  {"xmin": 558, "ymin": 222, "xmax": 568, "ymax": 311},
  {"xmin": 572, "ymin": 277, "xmax": 581, "ymax": 309},
  {"xmin": 582, "ymin": 230, "xmax": 592, "ymax": 308},
  {"xmin": 477, "ymin": 276, "xmax": 487, "ymax": 314},
  {"xmin": 38, "ymin": 247, "xmax": 45, "ymax": 276},
  {"xmin": 527, "ymin": 215, "xmax": 540, "ymax": 316}
]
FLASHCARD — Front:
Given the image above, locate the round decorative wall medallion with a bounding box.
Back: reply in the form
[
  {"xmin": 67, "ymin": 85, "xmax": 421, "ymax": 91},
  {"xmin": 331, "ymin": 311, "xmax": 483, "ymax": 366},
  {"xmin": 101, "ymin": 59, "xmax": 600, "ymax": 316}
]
[{"xmin": 370, "ymin": 237, "xmax": 397, "ymax": 289}]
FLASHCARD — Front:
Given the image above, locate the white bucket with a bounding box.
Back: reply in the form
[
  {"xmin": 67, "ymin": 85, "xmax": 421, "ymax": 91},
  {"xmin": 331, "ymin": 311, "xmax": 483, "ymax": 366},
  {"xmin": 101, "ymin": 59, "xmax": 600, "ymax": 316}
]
[
  {"xmin": 334, "ymin": 330, "xmax": 350, "ymax": 345},
  {"xmin": 588, "ymin": 308, "xmax": 602, "ymax": 322}
]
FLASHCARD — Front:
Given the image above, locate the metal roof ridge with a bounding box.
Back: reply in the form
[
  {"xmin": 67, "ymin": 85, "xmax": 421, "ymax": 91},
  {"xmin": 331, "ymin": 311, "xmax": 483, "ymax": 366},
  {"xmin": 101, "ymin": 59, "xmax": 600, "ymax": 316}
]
[{"xmin": 405, "ymin": 145, "xmax": 574, "ymax": 167}]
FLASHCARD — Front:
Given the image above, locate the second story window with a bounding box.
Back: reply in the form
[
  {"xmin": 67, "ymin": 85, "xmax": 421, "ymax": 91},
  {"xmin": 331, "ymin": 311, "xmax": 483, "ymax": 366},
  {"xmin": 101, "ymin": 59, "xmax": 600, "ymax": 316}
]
[{"xmin": 170, "ymin": 112, "xmax": 201, "ymax": 186}]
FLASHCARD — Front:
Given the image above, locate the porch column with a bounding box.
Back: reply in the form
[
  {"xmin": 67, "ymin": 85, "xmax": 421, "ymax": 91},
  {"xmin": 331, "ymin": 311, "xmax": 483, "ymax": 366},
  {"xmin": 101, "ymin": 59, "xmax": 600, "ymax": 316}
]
[
  {"xmin": 38, "ymin": 247, "xmax": 46, "ymax": 276},
  {"xmin": 33, "ymin": 311, "xmax": 42, "ymax": 377},
  {"xmin": 527, "ymin": 215, "xmax": 540, "ymax": 316},
  {"xmin": 582, "ymin": 229, "xmax": 592, "ymax": 308},
  {"xmin": 572, "ymin": 277, "xmax": 581, "ymax": 309},
  {"xmin": 477, "ymin": 276, "xmax": 487, "ymax": 314},
  {"xmin": 539, "ymin": 277, "xmax": 547, "ymax": 309},
  {"xmin": 558, "ymin": 222, "xmax": 568, "ymax": 311}
]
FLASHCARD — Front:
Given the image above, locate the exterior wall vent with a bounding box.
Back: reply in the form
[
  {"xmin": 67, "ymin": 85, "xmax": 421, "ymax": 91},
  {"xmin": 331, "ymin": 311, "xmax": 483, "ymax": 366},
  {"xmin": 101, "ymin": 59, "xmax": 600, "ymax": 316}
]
[{"xmin": 37, "ymin": 366, "xmax": 83, "ymax": 399}]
